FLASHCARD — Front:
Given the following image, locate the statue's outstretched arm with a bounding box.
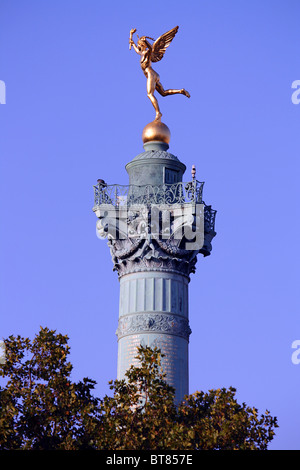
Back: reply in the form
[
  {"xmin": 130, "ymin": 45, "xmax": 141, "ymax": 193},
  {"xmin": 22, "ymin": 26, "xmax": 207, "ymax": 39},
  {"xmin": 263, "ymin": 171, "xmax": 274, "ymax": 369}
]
[{"xmin": 129, "ymin": 28, "xmax": 140, "ymax": 55}]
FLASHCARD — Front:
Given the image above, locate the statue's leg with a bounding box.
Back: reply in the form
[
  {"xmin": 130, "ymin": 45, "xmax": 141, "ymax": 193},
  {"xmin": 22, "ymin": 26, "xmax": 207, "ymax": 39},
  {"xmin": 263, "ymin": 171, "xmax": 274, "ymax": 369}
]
[
  {"xmin": 147, "ymin": 71, "xmax": 162, "ymax": 120},
  {"xmin": 156, "ymin": 82, "xmax": 190, "ymax": 98}
]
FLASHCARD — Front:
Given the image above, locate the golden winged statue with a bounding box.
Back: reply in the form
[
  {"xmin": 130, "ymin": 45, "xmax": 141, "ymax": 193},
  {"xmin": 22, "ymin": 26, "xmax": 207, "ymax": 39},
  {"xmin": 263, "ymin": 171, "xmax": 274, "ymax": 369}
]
[{"xmin": 129, "ymin": 26, "xmax": 190, "ymax": 121}]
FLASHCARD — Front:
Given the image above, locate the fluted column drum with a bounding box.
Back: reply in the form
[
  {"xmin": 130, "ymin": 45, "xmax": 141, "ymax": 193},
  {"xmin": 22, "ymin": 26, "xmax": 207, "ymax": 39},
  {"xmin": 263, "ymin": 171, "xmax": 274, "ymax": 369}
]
[{"xmin": 116, "ymin": 271, "xmax": 190, "ymax": 402}]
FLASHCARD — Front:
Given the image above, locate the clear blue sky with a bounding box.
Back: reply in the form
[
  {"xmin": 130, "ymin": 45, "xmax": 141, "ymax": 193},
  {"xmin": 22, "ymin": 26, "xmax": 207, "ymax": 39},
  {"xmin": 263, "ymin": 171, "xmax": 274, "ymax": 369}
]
[{"xmin": 1, "ymin": 0, "xmax": 299, "ymax": 450}]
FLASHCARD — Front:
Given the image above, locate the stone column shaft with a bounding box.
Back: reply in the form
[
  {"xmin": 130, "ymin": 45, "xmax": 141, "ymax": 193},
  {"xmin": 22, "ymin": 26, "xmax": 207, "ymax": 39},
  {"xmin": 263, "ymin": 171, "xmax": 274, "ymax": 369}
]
[{"xmin": 116, "ymin": 271, "xmax": 190, "ymax": 402}]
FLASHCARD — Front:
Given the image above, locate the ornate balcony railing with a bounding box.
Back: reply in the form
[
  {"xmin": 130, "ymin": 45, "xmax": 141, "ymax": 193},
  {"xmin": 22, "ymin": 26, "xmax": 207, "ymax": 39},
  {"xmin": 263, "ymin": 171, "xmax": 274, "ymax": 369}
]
[{"xmin": 93, "ymin": 180, "xmax": 205, "ymax": 207}]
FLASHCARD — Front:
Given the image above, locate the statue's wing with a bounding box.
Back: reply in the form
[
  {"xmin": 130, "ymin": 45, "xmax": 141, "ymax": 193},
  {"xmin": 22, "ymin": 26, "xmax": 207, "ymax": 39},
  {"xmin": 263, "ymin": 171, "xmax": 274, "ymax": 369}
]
[{"xmin": 151, "ymin": 26, "xmax": 179, "ymax": 63}]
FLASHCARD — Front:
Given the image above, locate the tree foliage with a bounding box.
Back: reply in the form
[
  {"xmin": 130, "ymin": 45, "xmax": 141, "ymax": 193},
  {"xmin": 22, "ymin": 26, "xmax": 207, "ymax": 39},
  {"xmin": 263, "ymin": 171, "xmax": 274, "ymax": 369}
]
[
  {"xmin": 0, "ymin": 328, "xmax": 278, "ymax": 450},
  {"xmin": 0, "ymin": 328, "xmax": 99, "ymax": 449}
]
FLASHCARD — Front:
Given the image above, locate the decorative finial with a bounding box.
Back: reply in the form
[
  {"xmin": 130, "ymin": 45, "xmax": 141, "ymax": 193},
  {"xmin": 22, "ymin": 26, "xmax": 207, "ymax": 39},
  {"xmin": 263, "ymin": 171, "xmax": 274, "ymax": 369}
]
[
  {"xmin": 129, "ymin": 26, "xmax": 190, "ymax": 122},
  {"xmin": 97, "ymin": 179, "xmax": 107, "ymax": 188},
  {"xmin": 191, "ymin": 165, "xmax": 196, "ymax": 180}
]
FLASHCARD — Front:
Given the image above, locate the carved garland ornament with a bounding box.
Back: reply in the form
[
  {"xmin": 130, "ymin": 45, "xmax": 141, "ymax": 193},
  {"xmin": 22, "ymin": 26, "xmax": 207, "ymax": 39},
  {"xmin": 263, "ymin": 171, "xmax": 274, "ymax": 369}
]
[{"xmin": 116, "ymin": 313, "xmax": 192, "ymax": 341}]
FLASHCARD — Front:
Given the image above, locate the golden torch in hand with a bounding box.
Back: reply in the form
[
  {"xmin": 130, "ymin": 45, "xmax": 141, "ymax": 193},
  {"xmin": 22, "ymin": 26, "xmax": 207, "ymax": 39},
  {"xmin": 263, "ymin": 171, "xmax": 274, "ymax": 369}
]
[{"xmin": 129, "ymin": 28, "xmax": 136, "ymax": 49}]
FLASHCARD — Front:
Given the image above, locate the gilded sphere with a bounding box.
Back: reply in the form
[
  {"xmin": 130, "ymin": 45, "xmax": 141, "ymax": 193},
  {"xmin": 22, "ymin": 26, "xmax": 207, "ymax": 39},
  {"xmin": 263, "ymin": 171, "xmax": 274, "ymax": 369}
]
[{"xmin": 142, "ymin": 121, "xmax": 171, "ymax": 144}]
